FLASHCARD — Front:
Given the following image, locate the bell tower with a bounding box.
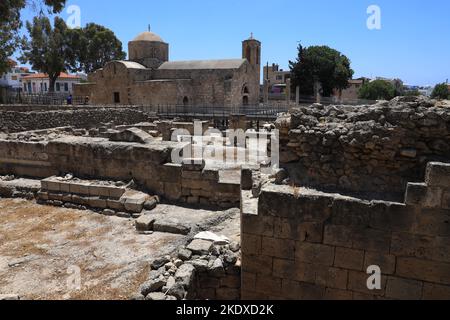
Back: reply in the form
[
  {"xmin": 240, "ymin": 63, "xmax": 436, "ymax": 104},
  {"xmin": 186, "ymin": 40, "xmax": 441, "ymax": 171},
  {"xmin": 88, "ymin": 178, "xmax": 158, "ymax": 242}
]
[{"xmin": 242, "ymin": 33, "xmax": 261, "ymax": 84}]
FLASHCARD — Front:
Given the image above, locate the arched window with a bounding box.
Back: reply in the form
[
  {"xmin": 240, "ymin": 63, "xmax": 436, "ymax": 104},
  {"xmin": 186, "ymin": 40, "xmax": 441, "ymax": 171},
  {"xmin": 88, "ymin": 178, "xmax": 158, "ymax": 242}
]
[
  {"xmin": 243, "ymin": 86, "xmax": 249, "ymax": 94},
  {"xmin": 183, "ymin": 96, "xmax": 189, "ymax": 106},
  {"xmin": 243, "ymin": 96, "xmax": 249, "ymax": 106}
]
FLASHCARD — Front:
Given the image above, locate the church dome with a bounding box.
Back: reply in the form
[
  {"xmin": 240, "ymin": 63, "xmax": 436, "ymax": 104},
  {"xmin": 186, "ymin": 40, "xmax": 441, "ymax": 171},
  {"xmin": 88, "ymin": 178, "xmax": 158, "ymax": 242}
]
[{"xmin": 132, "ymin": 31, "xmax": 164, "ymax": 42}]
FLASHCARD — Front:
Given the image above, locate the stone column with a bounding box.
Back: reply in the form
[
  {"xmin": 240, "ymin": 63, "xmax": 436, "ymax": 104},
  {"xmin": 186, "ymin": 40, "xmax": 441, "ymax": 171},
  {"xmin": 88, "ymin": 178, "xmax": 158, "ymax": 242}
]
[{"xmin": 285, "ymin": 79, "xmax": 291, "ymax": 104}]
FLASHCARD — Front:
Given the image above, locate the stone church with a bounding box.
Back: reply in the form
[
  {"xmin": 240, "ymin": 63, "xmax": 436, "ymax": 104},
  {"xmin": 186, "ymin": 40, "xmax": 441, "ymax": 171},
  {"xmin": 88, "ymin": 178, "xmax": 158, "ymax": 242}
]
[{"xmin": 74, "ymin": 31, "xmax": 261, "ymax": 107}]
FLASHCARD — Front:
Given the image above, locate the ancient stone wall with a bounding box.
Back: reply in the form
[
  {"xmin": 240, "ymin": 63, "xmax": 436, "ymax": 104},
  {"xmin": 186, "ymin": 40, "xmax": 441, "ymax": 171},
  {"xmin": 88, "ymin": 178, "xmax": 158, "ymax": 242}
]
[
  {"xmin": 241, "ymin": 162, "xmax": 450, "ymax": 300},
  {"xmin": 0, "ymin": 107, "xmax": 152, "ymax": 133},
  {"xmin": 281, "ymin": 97, "xmax": 450, "ymax": 198},
  {"xmin": 0, "ymin": 137, "xmax": 240, "ymax": 208}
]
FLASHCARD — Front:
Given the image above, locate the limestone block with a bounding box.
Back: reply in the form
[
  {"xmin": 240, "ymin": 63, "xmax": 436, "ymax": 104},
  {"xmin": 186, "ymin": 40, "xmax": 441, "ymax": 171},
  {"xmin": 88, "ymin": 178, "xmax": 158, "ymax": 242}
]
[
  {"xmin": 108, "ymin": 186, "xmax": 126, "ymax": 199},
  {"xmin": 59, "ymin": 182, "xmax": 71, "ymax": 193},
  {"xmin": 426, "ymin": 162, "xmax": 450, "ymax": 188},
  {"xmin": 121, "ymin": 191, "xmax": 149, "ymax": 213},
  {"xmin": 46, "ymin": 180, "xmax": 60, "ymax": 192},
  {"xmin": 87, "ymin": 197, "xmax": 107, "ymax": 209},
  {"xmin": 135, "ymin": 215, "xmax": 156, "ymax": 232},
  {"xmin": 175, "ymin": 264, "xmax": 196, "ymax": 288},
  {"xmin": 182, "ymin": 158, "xmax": 205, "ymax": 171},
  {"xmin": 405, "ymin": 183, "xmax": 428, "ymax": 206},
  {"xmin": 295, "ymin": 242, "xmax": 334, "ymax": 266},
  {"xmin": 164, "ymin": 182, "xmax": 182, "ymax": 201},
  {"xmin": 124, "ymin": 198, "xmax": 145, "ymax": 213},
  {"xmin": 160, "ymin": 163, "xmax": 182, "ymax": 183},
  {"xmin": 109, "ymin": 128, "xmax": 154, "ymax": 144},
  {"xmin": 186, "ymin": 239, "xmax": 213, "ymax": 255},
  {"xmin": 334, "ymin": 247, "xmax": 364, "ymax": 271},
  {"xmin": 385, "ymin": 277, "xmax": 423, "ymax": 300},
  {"xmin": 69, "ymin": 182, "xmax": 90, "ymax": 196}
]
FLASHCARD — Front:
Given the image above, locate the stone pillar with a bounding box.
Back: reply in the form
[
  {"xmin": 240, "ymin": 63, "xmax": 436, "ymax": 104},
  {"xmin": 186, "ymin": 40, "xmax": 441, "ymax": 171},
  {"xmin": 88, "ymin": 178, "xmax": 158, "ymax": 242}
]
[
  {"xmin": 263, "ymin": 80, "xmax": 270, "ymax": 105},
  {"xmin": 295, "ymin": 86, "xmax": 300, "ymax": 105},
  {"xmin": 285, "ymin": 79, "xmax": 291, "ymax": 104}
]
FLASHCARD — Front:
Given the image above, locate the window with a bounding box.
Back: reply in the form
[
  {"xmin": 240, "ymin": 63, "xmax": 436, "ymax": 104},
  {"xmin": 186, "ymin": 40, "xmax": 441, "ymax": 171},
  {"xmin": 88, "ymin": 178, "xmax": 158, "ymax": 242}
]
[
  {"xmin": 114, "ymin": 92, "xmax": 120, "ymax": 103},
  {"xmin": 183, "ymin": 96, "xmax": 189, "ymax": 106},
  {"xmin": 64, "ymin": 83, "xmax": 69, "ymax": 91},
  {"xmin": 40, "ymin": 83, "xmax": 43, "ymax": 92},
  {"xmin": 56, "ymin": 83, "xmax": 60, "ymax": 91},
  {"xmin": 276, "ymin": 75, "xmax": 283, "ymax": 81},
  {"xmin": 28, "ymin": 82, "xmax": 31, "ymax": 92},
  {"xmin": 44, "ymin": 83, "xmax": 47, "ymax": 92},
  {"xmin": 23, "ymin": 83, "xmax": 27, "ymax": 92}
]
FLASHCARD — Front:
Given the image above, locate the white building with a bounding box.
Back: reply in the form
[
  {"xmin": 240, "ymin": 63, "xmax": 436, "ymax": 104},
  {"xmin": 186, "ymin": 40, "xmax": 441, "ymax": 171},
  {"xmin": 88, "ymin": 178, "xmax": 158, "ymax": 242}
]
[
  {"xmin": 22, "ymin": 72, "xmax": 82, "ymax": 94},
  {"xmin": 0, "ymin": 61, "xmax": 33, "ymax": 91}
]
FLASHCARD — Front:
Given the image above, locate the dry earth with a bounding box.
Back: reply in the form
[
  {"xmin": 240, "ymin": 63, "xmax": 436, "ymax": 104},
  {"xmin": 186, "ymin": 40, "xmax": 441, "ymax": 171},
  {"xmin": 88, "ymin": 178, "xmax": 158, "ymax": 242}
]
[{"xmin": 0, "ymin": 198, "xmax": 217, "ymax": 300}]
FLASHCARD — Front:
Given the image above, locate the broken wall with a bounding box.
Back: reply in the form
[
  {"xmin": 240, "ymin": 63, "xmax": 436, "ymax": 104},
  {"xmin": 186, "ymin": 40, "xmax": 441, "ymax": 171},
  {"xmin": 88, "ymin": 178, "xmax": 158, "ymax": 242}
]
[
  {"xmin": 0, "ymin": 137, "xmax": 240, "ymax": 208},
  {"xmin": 241, "ymin": 162, "xmax": 450, "ymax": 300},
  {"xmin": 0, "ymin": 107, "xmax": 153, "ymax": 133},
  {"xmin": 282, "ymin": 97, "xmax": 450, "ymax": 198}
]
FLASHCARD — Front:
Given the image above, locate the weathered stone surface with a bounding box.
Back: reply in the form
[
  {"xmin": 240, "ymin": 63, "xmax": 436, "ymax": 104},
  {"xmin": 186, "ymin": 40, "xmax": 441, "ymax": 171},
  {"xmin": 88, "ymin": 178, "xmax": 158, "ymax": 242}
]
[
  {"xmin": 186, "ymin": 259, "xmax": 209, "ymax": 272},
  {"xmin": 167, "ymin": 283, "xmax": 186, "ymax": 300},
  {"xmin": 209, "ymin": 258, "xmax": 225, "ymax": 277},
  {"xmin": 144, "ymin": 197, "xmax": 159, "ymax": 211},
  {"xmin": 178, "ymin": 248, "xmax": 193, "ymax": 261},
  {"xmin": 135, "ymin": 215, "xmax": 156, "ymax": 231},
  {"xmin": 109, "ymin": 128, "xmax": 154, "ymax": 144},
  {"xmin": 153, "ymin": 219, "xmax": 191, "ymax": 235},
  {"xmin": 175, "ymin": 263, "xmax": 196, "ymax": 288},
  {"xmin": 0, "ymin": 294, "xmax": 20, "ymax": 300},
  {"xmin": 140, "ymin": 278, "xmax": 166, "ymax": 296},
  {"xmin": 186, "ymin": 239, "xmax": 213, "ymax": 255},
  {"xmin": 151, "ymin": 257, "xmax": 171, "ymax": 270},
  {"xmin": 283, "ymin": 96, "xmax": 450, "ymax": 194},
  {"xmin": 145, "ymin": 292, "xmax": 167, "ymax": 301}
]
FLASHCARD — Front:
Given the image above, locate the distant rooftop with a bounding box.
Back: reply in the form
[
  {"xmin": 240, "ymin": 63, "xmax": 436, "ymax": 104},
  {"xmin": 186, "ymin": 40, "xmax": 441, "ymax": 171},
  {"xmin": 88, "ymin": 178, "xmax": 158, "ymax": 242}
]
[
  {"xmin": 158, "ymin": 59, "xmax": 246, "ymax": 70},
  {"xmin": 22, "ymin": 72, "xmax": 81, "ymax": 80}
]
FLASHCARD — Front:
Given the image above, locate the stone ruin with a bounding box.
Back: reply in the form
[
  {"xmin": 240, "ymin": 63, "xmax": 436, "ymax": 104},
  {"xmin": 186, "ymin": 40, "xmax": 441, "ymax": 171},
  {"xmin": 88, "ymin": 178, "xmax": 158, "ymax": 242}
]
[{"xmin": 0, "ymin": 96, "xmax": 449, "ymax": 300}]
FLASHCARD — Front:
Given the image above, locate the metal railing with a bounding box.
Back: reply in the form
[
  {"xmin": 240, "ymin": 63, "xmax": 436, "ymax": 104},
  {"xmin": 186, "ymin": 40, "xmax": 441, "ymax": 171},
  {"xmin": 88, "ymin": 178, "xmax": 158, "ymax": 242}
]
[
  {"xmin": 150, "ymin": 104, "xmax": 290, "ymax": 120},
  {"xmin": 2, "ymin": 92, "xmax": 89, "ymax": 106}
]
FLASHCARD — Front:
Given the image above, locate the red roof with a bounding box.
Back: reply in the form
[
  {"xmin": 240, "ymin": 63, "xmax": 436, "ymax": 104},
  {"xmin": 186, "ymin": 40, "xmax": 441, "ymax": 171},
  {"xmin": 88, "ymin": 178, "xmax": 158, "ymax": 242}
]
[{"xmin": 22, "ymin": 72, "xmax": 81, "ymax": 80}]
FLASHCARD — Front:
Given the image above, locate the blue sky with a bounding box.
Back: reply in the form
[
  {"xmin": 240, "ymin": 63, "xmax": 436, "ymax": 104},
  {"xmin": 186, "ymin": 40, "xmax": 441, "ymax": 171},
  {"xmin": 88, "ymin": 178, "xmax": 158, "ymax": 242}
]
[{"xmin": 17, "ymin": 0, "xmax": 450, "ymax": 86}]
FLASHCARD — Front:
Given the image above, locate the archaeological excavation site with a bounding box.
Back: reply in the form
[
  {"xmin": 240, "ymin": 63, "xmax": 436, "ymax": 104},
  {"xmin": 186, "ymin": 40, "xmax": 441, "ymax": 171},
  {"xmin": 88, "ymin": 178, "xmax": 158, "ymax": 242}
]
[{"xmin": 0, "ymin": 95, "xmax": 449, "ymax": 301}]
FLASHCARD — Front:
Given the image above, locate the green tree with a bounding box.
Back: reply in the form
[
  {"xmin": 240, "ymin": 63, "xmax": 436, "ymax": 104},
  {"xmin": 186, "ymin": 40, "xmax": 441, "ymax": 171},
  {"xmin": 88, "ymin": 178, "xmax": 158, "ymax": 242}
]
[
  {"xmin": 20, "ymin": 16, "xmax": 71, "ymax": 92},
  {"xmin": 431, "ymin": 83, "xmax": 449, "ymax": 100},
  {"xmin": 0, "ymin": 0, "xmax": 66, "ymax": 74},
  {"xmin": 289, "ymin": 45, "xmax": 354, "ymax": 97},
  {"xmin": 403, "ymin": 89, "xmax": 421, "ymax": 97},
  {"xmin": 67, "ymin": 23, "xmax": 126, "ymax": 74},
  {"xmin": 358, "ymin": 80, "xmax": 396, "ymax": 100}
]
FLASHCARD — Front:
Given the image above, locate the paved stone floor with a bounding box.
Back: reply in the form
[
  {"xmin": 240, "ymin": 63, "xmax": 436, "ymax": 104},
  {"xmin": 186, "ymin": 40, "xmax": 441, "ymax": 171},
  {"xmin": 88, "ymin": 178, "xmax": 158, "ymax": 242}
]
[{"xmin": 0, "ymin": 198, "xmax": 239, "ymax": 300}]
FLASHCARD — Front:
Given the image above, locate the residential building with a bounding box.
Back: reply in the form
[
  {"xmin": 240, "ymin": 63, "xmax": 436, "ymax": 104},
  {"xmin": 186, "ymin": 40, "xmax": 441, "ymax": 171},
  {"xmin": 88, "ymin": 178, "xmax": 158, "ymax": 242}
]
[
  {"xmin": 22, "ymin": 73, "xmax": 82, "ymax": 94},
  {"xmin": 262, "ymin": 63, "xmax": 291, "ymax": 98},
  {"xmin": 0, "ymin": 60, "xmax": 33, "ymax": 92},
  {"xmin": 333, "ymin": 78, "xmax": 369, "ymax": 101}
]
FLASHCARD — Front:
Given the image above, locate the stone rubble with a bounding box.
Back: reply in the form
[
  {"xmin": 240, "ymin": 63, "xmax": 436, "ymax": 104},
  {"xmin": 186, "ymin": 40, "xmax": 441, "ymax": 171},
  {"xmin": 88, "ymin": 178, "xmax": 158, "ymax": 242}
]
[{"xmin": 134, "ymin": 234, "xmax": 241, "ymax": 301}]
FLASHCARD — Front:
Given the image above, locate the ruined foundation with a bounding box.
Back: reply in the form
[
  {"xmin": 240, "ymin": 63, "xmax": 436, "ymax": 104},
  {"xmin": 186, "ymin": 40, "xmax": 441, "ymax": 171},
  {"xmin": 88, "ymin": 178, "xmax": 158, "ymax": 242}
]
[{"xmin": 1, "ymin": 96, "xmax": 449, "ymax": 300}]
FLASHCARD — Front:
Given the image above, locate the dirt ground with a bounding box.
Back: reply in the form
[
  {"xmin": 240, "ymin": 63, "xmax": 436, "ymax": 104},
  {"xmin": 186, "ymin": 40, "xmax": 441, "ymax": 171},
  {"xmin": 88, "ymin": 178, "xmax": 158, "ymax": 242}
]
[{"xmin": 0, "ymin": 198, "xmax": 192, "ymax": 300}]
